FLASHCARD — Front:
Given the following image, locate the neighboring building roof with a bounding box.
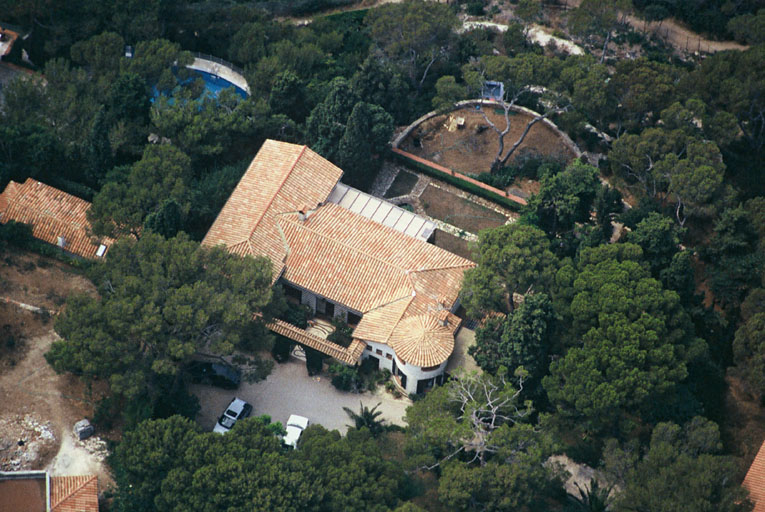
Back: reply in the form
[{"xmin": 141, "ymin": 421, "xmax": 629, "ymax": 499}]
[
  {"xmin": 744, "ymin": 440, "xmax": 765, "ymax": 512},
  {"xmin": 0, "ymin": 179, "xmax": 113, "ymax": 259},
  {"xmin": 203, "ymin": 140, "xmax": 475, "ymax": 367},
  {"xmin": 202, "ymin": 139, "xmax": 344, "ymax": 281},
  {"xmin": 51, "ymin": 475, "xmax": 99, "ymax": 512},
  {"xmin": 0, "ymin": 472, "xmax": 99, "ymax": 512},
  {"xmin": 0, "ymin": 471, "xmax": 47, "ymax": 512}
]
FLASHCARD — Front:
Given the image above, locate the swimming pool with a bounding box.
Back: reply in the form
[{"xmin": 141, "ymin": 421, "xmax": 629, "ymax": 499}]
[
  {"xmin": 191, "ymin": 69, "xmax": 248, "ymax": 99},
  {"xmin": 152, "ymin": 68, "xmax": 248, "ymax": 103}
]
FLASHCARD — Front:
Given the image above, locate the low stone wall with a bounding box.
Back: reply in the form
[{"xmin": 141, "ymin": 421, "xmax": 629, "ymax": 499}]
[
  {"xmin": 391, "ymin": 148, "xmax": 528, "ymax": 208},
  {"xmin": 187, "ymin": 57, "xmax": 250, "ymax": 95}
]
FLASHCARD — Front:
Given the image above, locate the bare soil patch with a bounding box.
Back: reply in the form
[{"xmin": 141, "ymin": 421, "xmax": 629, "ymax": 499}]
[
  {"xmin": 431, "ymin": 229, "xmax": 473, "ymax": 261},
  {"xmin": 420, "ymin": 184, "xmax": 508, "ymax": 234},
  {"xmin": 400, "ymin": 107, "xmax": 577, "ymax": 176},
  {"xmin": 0, "ymin": 250, "xmax": 95, "ymax": 311},
  {"xmin": 384, "ymin": 170, "xmax": 419, "ymax": 198},
  {"xmin": 0, "ymin": 249, "xmax": 112, "ymax": 486}
]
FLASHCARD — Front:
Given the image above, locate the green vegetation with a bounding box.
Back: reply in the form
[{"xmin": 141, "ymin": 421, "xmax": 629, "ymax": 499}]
[
  {"xmin": 46, "ymin": 233, "xmax": 280, "ymax": 426},
  {"xmin": 1, "ymin": 0, "xmax": 763, "ymax": 509}
]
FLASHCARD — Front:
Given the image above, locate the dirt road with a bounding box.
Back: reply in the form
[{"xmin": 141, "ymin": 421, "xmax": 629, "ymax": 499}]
[
  {"xmin": 565, "ymin": 0, "xmax": 748, "ymax": 54},
  {"xmin": 0, "ymin": 251, "xmax": 112, "ymax": 485}
]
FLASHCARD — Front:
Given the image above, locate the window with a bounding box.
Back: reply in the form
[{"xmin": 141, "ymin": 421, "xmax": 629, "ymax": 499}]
[
  {"xmin": 282, "ymin": 283, "xmax": 302, "ymax": 301},
  {"xmin": 422, "ymin": 364, "xmax": 441, "ymax": 372},
  {"xmin": 96, "ymin": 244, "xmax": 107, "ymax": 257},
  {"xmin": 376, "ymin": 349, "xmax": 383, "ymax": 356},
  {"xmin": 385, "ymin": 353, "xmax": 392, "ymax": 360},
  {"xmin": 348, "ymin": 312, "xmax": 362, "ymax": 325}
]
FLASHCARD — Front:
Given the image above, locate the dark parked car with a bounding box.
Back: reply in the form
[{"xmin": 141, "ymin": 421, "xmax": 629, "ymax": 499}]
[{"xmin": 186, "ymin": 361, "xmax": 241, "ymax": 389}]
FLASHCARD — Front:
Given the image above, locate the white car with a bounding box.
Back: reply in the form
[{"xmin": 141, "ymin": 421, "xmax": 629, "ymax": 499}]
[
  {"xmin": 213, "ymin": 397, "xmax": 253, "ymax": 434},
  {"xmin": 282, "ymin": 414, "xmax": 310, "ymax": 448}
]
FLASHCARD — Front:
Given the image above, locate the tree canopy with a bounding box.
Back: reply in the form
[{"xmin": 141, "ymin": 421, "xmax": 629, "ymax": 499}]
[
  {"xmin": 543, "ymin": 244, "xmax": 704, "ymax": 433},
  {"xmin": 46, "ymin": 233, "xmax": 277, "ymax": 420},
  {"xmin": 111, "ymin": 414, "xmax": 405, "ymax": 512},
  {"xmin": 460, "ymin": 224, "xmax": 558, "ymax": 317}
]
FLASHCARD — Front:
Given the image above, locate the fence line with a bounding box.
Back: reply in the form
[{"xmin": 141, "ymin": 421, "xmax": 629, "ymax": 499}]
[
  {"xmin": 191, "ymin": 52, "xmax": 246, "ymax": 76},
  {"xmin": 391, "ymin": 148, "xmax": 528, "ymax": 209}
]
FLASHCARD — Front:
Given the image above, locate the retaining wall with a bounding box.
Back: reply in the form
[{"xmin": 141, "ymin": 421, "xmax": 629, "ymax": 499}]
[
  {"xmin": 392, "ymin": 98, "xmax": 582, "ymax": 159},
  {"xmin": 390, "ymin": 98, "xmax": 583, "ymax": 211},
  {"xmin": 390, "ymin": 148, "xmax": 527, "ymax": 210}
]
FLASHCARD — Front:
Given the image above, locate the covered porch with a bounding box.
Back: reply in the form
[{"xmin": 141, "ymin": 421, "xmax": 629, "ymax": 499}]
[{"xmin": 267, "ymin": 318, "xmax": 366, "ymax": 365}]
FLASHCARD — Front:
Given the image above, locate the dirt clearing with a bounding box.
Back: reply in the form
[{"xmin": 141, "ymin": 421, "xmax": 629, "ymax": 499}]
[
  {"xmin": 420, "ymin": 184, "xmax": 509, "ymax": 234},
  {"xmin": 0, "ymin": 249, "xmax": 111, "ymax": 486},
  {"xmin": 400, "ymin": 107, "xmax": 576, "ymax": 176}
]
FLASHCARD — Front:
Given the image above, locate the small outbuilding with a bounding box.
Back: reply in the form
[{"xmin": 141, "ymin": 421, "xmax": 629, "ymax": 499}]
[{"xmin": 0, "ymin": 178, "xmax": 114, "ymax": 259}]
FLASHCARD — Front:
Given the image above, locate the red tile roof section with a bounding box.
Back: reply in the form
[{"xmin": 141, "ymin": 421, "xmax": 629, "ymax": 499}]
[
  {"xmin": 50, "ymin": 475, "xmax": 99, "ymax": 512},
  {"xmin": 267, "ymin": 319, "xmax": 365, "ymax": 364},
  {"xmin": 202, "ymin": 140, "xmax": 344, "ymax": 281},
  {"xmin": 0, "ymin": 179, "xmax": 113, "ymax": 259},
  {"xmin": 745, "ymin": 440, "xmax": 765, "ymax": 512},
  {"xmin": 204, "ymin": 140, "xmax": 475, "ymax": 367},
  {"xmin": 278, "ymin": 203, "xmax": 473, "ymax": 366}
]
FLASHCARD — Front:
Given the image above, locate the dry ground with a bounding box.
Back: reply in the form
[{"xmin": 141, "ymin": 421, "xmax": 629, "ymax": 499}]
[
  {"xmin": 0, "ymin": 250, "xmax": 112, "ymax": 486},
  {"xmin": 401, "ymin": 107, "xmax": 576, "ymax": 176},
  {"xmin": 420, "ymin": 184, "xmax": 508, "ymax": 234}
]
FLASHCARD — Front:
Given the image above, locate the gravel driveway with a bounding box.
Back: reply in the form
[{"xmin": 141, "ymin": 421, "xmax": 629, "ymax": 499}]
[{"xmin": 192, "ymin": 357, "xmax": 412, "ymax": 434}]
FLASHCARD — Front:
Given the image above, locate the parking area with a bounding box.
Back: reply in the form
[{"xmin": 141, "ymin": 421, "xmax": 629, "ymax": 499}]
[{"xmin": 193, "ymin": 356, "xmax": 412, "ymax": 434}]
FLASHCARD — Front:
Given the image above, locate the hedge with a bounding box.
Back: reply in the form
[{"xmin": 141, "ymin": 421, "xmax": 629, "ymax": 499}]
[{"xmin": 389, "ymin": 150, "xmax": 523, "ymax": 213}]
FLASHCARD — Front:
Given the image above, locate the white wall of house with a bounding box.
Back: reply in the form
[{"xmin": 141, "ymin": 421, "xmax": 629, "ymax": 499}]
[{"xmin": 361, "ymin": 340, "xmax": 448, "ymax": 395}]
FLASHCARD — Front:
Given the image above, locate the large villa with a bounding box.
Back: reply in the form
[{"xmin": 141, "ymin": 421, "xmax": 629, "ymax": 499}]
[{"xmin": 202, "ymin": 140, "xmax": 475, "ymax": 394}]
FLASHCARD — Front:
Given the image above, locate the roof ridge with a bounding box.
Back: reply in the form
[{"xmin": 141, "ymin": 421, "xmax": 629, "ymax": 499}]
[
  {"xmin": 51, "ymin": 474, "xmax": 97, "ymax": 509},
  {"xmin": 408, "ymin": 262, "xmax": 475, "ymax": 274},
  {"xmin": 282, "ymin": 211, "xmax": 409, "ymax": 273},
  {"xmin": 240, "ymin": 144, "xmax": 307, "ymax": 249},
  {"xmin": 361, "ymin": 294, "xmax": 412, "ymax": 315}
]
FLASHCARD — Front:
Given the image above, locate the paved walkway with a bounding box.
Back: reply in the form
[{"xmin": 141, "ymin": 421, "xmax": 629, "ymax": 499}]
[{"xmin": 193, "ymin": 357, "xmax": 411, "ymax": 434}]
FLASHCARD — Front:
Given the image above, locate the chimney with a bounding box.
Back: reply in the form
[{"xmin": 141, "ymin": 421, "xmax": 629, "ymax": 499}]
[
  {"xmin": 437, "ymin": 309, "xmax": 450, "ymax": 327},
  {"xmin": 298, "ymin": 205, "xmax": 310, "ymax": 222}
]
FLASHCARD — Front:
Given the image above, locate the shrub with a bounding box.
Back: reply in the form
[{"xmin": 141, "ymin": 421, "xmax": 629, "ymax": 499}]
[
  {"xmin": 278, "ymin": 302, "xmax": 311, "ymax": 329},
  {"xmin": 329, "ymin": 363, "xmax": 363, "ymax": 392},
  {"xmin": 327, "ymin": 318, "xmax": 353, "ymax": 347},
  {"xmin": 272, "ymin": 335, "xmax": 294, "ymax": 363},
  {"xmin": 305, "ymin": 346, "xmax": 325, "ymax": 375},
  {"xmin": 466, "ymin": 2, "xmax": 485, "ymax": 16}
]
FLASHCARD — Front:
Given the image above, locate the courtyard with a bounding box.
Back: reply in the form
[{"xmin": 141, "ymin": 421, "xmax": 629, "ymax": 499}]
[{"xmin": 193, "ymin": 355, "xmax": 411, "ymax": 435}]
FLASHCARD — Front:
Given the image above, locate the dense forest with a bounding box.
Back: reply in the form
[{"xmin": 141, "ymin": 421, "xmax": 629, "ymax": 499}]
[{"xmin": 0, "ymin": 0, "xmax": 763, "ymax": 510}]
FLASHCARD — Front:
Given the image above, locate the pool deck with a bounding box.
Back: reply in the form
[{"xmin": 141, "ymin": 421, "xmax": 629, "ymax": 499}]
[{"xmin": 187, "ymin": 57, "xmax": 250, "ymax": 95}]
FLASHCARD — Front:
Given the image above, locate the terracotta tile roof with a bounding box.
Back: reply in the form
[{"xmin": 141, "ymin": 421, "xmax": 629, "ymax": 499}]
[
  {"xmin": 50, "ymin": 475, "xmax": 99, "ymax": 512},
  {"xmin": 267, "ymin": 319, "xmax": 365, "ymax": 364},
  {"xmin": 389, "ymin": 312, "xmax": 462, "ymax": 368},
  {"xmin": 202, "ymin": 140, "xmax": 344, "ymax": 281},
  {"xmin": 277, "ymin": 203, "xmax": 473, "ymax": 366},
  {"xmin": 204, "ymin": 140, "xmax": 475, "ymax": 367},
  {"xmin": 0, "ymin": 179, "xmax": 113, "ymax": 259},
  {"xmin": 745, "ymin": 440, "xmax": 765, "ymax": 512}
]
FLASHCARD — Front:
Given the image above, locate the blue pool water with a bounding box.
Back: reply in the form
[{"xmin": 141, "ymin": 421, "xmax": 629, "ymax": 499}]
[
  {"xmin": 192, "ymin": 69, "xmax": 248, "ymax": 99},
  {"xmin": 151, "ymin": 68, "xmax": 248, "ymax": 103}
]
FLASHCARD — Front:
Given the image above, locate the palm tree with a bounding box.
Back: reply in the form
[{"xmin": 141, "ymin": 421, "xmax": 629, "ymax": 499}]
[
  {"xmin": 567, "ymin": 479, "xmax": 612, "ymax": 512},
  {"xmin": 343, "ymin": 401, "xmax": 386, "ymax": 437}
]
